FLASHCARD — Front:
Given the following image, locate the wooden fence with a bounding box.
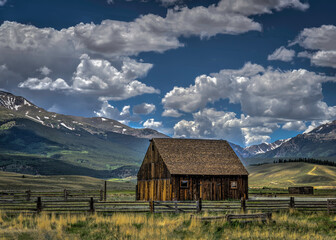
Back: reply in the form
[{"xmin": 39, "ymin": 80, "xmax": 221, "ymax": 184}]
[
  {"xmin": 0, "ymin": 197, "xmax": 335, "ymax": 214},
  {"xmin": 0, "ymin": 189, "xmax": 105, "ymax": 201}
]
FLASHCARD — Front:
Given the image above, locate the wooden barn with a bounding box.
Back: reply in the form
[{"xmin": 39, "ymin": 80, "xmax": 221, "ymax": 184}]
[{"xmin": 136, "ymin": 138, "xmax": 248, "ymax": 201}]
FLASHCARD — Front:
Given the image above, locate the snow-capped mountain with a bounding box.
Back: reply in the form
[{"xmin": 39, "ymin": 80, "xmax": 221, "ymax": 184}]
[
  {"xmin": 0, "ymin": 91, "xmax": 169, "ymax": 177},
  {"xmin": 230, "ymin": 139, "xmax": 289, "ymax": 158},
  {"xmin": 231, "ymin": 120, "xmax": 336, "ymax": 161},
  {"xmin": 0, "ymin": 91, "xmax": 167, "ymax": 139},
  {"xmin": 244, "ymin": 139, "xmax": 290, "ymax": 155}
]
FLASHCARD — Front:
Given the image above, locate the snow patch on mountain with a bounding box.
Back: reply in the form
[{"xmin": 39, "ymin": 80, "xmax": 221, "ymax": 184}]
[
  {"xmin": 60, "ymin": 123, "xmax": 75, "ymax": 131},
  {"xmin": 25, "ymin": 115, "xmax": 44, "ymax": 125}
]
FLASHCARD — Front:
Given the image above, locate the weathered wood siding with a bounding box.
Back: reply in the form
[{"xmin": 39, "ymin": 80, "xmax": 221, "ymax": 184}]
[
  {"xmin": 171, "ymin": 175, "xmax": 248, "ymax": 201},
  {"xmin": 137, "ymin": 141, "xmax": 172, "ymax": 201}
]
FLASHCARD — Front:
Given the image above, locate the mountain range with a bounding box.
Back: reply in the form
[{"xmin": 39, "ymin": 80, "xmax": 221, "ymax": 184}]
[
  {"xmin": 0, "ymin": 91, "xmax": 335, "ymax": 178},
  {"xmin": 231, "ymin": 121, "xmax": 336, "ymax": 164},
  {"xmin": 0, "ymin": 91, "xmax": 166, "ymax": 178}
]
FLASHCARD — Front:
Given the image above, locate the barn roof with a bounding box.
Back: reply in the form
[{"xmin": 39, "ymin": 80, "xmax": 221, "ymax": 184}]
[{"xmin": 152, "ymin": 138, "xmax": 248, "ymax": 176}]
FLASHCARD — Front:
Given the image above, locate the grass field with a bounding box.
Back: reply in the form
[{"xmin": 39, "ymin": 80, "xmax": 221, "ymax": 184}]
[
  {"xmin": 1, "ymin": 161, "xmax": 336, "ymax": 199},
  {"xmin": 0, "ymin": 211, "xmax": 335, "ymax": 240},
  {"xmin": 0, "ymin": 171, "xmax": 135, "ymax": 192},
  {"xmin": 247, "ymin": 162, "xmax": 336, "ymax": 188}
]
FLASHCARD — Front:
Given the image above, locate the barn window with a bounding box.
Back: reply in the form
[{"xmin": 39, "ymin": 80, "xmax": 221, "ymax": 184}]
[
  {"xmin": 230, "ymin": 181, "xmax": 237, "ymax": 189},
  {"xmin": 180, "ymin": 180, "xmax": 189, "ymax": 188}
]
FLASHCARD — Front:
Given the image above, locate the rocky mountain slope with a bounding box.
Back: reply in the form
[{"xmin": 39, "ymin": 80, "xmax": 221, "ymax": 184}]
[
  {"xmin": 0, "ymin": 91, "xmax": 166, "ymax": 139},
  {"xmin": 231, "ymin": 139, "xmax": 289, "ymax": 158},
  {"xmin": 0, "ymin": 91, "xmax": 167, "ymax": 178},
  {"xmin": 231, "ymin": 120, "xmax": 336, "ymax": 162}
]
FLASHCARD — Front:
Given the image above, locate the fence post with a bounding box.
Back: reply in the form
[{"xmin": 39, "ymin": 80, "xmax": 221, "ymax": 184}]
[
  {"xmin": 290, "ymin": 197, "xmax": 295, "ymax": 209},
  {"xmin": 196, "ymin": 198, "xmax": 202, "ymax": 213},
  {"xmin": 26, "ymin": 189, "xmax": 31, "ymax": 201},
  {"xmin": 241, "ymin": 197, "xmax": 246, "ymax": 213},
  {"xmin": 64, "ymin": 189, "xmax": 68, "ymax": 201},
  {"xmin": 36, "ymin": 197, "xmax": 42, "ymax": 213},
  {"xmin": 104, "ymin": 181, "xmax": 107, "ymax": 201},
  {"xmin": 100, "ymin": 189, "xmax": 103, "ymax": 201},
  {"xmin": 175, "ymin": 201, "xmax": 178, "ymax": 214},
  {"xmin": 150, "ymin": 200, "xmax": 154, "ymax": 213},
  {"xmin": 89, "ymin": 197, "xmax": 95, "ymax": 213}
]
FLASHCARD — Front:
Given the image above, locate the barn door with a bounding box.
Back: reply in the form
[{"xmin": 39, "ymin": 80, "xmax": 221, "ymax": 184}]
[{"xmin": 193, "ymin": 178, "xmax": 201, "ymax": 200}]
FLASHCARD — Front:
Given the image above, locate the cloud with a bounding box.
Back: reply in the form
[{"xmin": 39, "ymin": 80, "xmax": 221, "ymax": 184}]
[
  {"xmin": 37, "ymin": 66, "xmax": 52, "ymax": 76},
  {"xmin": 309, "ymin": 50, "xmax": 336, "ymax": 69},
  {"xmin": 19, "ymin": 54, "xmax": 159, "ymax": 100},
  {"xmin": 0, "ymin": 64, "xmax": 6, "ymax": 71},
  {"xmin": 216, "ymin": 0, "xmax": 308, "ymax": 16},
  {"xmin": 0, "ymin": 0, "xmax": 310, "ymax": 126},
  {"xmin": 292, "ymin": 25, "xmax": 336, "ymax": 68},
  {"xmin": 173, "ymin": 108, "xmax": 279, "ymax": 146},
  {"xmin": 0, "ymin": 0, "xmax": 308, "ymax": 58},
  {"xmin": 94, "ymin": 101, "xmax": 136, "ymax": 124},
  {"xmin": 163, "ymin": 62, "xmax": 336, "ymax": 121},
  {"xmin": 107, "ymin": 0, "xmax": 114, "ymax": 4},
  {"xmin": 18, "ymin": 77, "xmax": 70, "ymax": 91},
  {"xmin": 72, "ymin": 54, "xmax": 159, "ymax": 100},
  {"xmin": 303, "ymin": 120, "xmax": 330, "ymax": 134},
  {"xmin": 292, "ymin": 25, "xmax": 336, "ymax": 51},
  {"xmin": 133, "ymin": 103, "xmax": 156, "ymax": 115},
  {"xmin": 0, "ymin": 0, "xmax": 7, "ymax": 7},
  {"xmin": 143, "ymin": 118, "xmax": 162, "ymax": 129},
  {"xmin": 267, "ymin": 46, "xmax": 295, "ymax": 62},
  {"xmin": 158, "ymin": 0, "xmax": 181, "ymax": 6},
  {"xmin": 282, "ymin": 121, "xmax": 306, "ymax": 131},
  {"xmin": 162, "ymin": 108, "xmax": 182, "ymax": 117}
]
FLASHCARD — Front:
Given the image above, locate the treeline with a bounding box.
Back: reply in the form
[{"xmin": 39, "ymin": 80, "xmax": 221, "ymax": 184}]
[{"xmin": 273, "ymin": 158, "xmax": 336, "ymax": 167}]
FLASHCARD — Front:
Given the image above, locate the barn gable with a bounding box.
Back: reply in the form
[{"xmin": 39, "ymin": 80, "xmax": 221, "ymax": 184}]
[
  {"xmin": 137, "ymin": 140, "xmax": 171, "ymax": 180},
  {"xmin": 152, "ymin": 138, "xmax": 248, "ymax": 176}
]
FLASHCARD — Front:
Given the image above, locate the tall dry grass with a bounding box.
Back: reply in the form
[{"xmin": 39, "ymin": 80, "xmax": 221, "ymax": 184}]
[{"xmin": 0, "ymin": 210, "xmax": 334, "ymax": 240}]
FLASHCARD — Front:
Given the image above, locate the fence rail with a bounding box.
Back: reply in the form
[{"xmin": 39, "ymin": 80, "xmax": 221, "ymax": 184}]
[
  {"xmin": 0, "ymin": 196, "xmax": 335, "ymax": 214},
  {"xmin": 0, "ymin": 189, "xmax": 104, "ymax": 201}
]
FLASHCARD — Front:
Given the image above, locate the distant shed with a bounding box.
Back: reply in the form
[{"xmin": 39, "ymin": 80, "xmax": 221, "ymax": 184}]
[
  {"xmin": 288, "ymin": 186, "xmax": 314, "ymax": 195},
  {"xmin": 136, "ymin": 138, "xmax": 249, "ymax": 201}
]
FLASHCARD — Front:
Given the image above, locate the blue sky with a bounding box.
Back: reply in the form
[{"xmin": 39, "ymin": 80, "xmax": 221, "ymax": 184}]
[{"xmin": 0, "ymin": 0, "xmax": 336, "ymax": 147}]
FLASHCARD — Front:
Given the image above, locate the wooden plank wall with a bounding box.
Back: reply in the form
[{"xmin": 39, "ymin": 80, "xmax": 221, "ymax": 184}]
[
  {"xmin": 137, "ymin": 141, "xmax": 172, "ymax": 201},
  {"xmin": 137, "ymin": 179, "xmax": 171, "ymax": 201},
  {"xmin": 171, "ymin": 175, "xmax": 248, "ymax": 201}
]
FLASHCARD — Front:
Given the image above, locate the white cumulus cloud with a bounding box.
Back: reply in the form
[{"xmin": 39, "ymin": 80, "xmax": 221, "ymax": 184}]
[
  {"xmin": 72, "ymin": 54, "xmax": 159, "ymax": 100},
  {"xmin": 133, "ymin": 103, "xmax": 156, "ymax": 115},
  {"xmin": 162, "ymin": 109, "xmax": 182, "ymax": 117},
  {"xmin": 94, "ymin": 101, "xmax": 135, "ymax": 124},
  {"xmin": 19, "ymin": 54, "xmax": 159, "ymax": 101},
  {"xmin": 143, "ymin": 118, "xmax": 162, "ymax": 129},
  {"xmin": 18, "ymin": 77, "xmax": 70, "ymax": 91},
  {"xmin": 37, "ymin": 66, "xmax": 52, "ymax": 76},
  {"xmin": 267, "ymin": 46, "xmax": 295, "ymax": 62},
  {"xmin": 163, "ymin": 62, "xmax": 336, "ymax": 121},
  {"xmin": 282, "ymin": 121, "xmax": 306, "ymax": 131},
  {"xmin": 173, "ymin": 108, "xmax": 279, "ymax": 146},
  {"xmin": 293, "ymin": 25, "xmax": 336, "ymax": 68}
]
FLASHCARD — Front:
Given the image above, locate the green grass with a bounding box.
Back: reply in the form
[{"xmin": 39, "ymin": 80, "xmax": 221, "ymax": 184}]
[
  {"xmin": 0, "ymin": 171, "xmax": 135, "ymax": 192},
  {"xmin": 247, "ymin": 162, "xmax": 336, "ymax": 188}
]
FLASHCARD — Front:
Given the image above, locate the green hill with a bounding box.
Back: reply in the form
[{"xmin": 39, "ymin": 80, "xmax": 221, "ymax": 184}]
[
  {"xmin": 247, "ymin": 162, "xmax": 336, "ymax": 188},
  {"xmin": 0, "ymin": 107, "xmax": 149, "ymax": 178}
]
